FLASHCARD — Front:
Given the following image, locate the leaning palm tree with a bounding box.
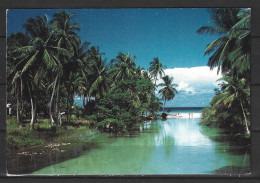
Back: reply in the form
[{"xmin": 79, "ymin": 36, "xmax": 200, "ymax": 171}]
[
  {"xmin": 197, "ymin": 8, "xmax": 242, "ymax": 74},
  {"xmin": 149, "ymin": 57, "xmax": 166, "ymax": 86},
  {"xmin": 211, "ymin": 73, "xmax": 250, "ymax": 134},
  {"xmin": 158, "ymin": 75, "xmax": 178, "ymax": 111}
]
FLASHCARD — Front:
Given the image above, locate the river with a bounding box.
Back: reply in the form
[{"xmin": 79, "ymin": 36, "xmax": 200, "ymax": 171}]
[{"xmin": 30, "ymin": 113, "xmax": 250, "ymax": 175}]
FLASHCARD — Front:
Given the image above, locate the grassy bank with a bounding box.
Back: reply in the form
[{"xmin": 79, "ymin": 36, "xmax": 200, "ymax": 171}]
[{"xmin": 7, "ymin": 116, "xmax": 98, "ymax": 152}]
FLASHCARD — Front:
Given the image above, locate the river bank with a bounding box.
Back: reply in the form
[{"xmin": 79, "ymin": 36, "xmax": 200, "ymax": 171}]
[
  {"xmin": 31, "ymin": 117, "xmax": 250, "ymax": 175},
  {"xmin": 7, "ymin": 112, "xmax": 250, "ymax": 175},
  {"xmin": 7, "ymin": 116, "xmax": 100, "ymax": 174}
]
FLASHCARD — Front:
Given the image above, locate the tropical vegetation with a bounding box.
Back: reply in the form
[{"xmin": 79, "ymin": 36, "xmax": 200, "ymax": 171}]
[
  {"xmin": 198, "ymin": 8, "xmax": 251, "ymax": 137},
  {"xmin": 7, "ymin": 10, "xmax": 177, "ymax": 145}
]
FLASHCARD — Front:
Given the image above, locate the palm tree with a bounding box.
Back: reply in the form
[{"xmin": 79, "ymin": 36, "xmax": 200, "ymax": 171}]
[
  {"xmin": 109, "ymin": 52, "xmax": 136, "ymax": 82},
  {"xmin": 212, "ymin": 73, "xmax": 250, "ymax": 134},
  {"xmin": 88, "ymin": 57, "xmax": 109, "ymax": 100},
  {"xmin": 158, "ymin": 75, "xmax": 178, "ymax": 111},
  {"xmin": 142, "ymin": 70, "xmax": 152, "ymax": 80},
  {"xmin": 85, "ymin": 46, "xmax": 109, "ymax": 99},
  {"xmin": 7, "ymin": 32, "xmax": 30, "ymax": 126},
  {"xmin": 50, "ymin": 10, "xmax": 80, "ymax": 56},
  {"xmin": 228, "ymin": 8, "xmax": 251, "ymax": 76},
  {"xmin": 67, "ymin": 41, "xmax": 90, "ymax": 120},
  {"xmin": 197, "ymin": 8, "xmax": 242, "ymax": 74},
  {"xmin": 149, "ymin": 57, "xmax": 166, "ymax": 86},
  {"xmin": 50, "ymin": 10, "xmax": 81, "ymax": 125},
  {"xmin": 198, "ymin": 8, "xmax": 251, "ymax": 135},
  {"xmin": 13, "ymin": 15, "xmax": 70, "ymax": 129}
]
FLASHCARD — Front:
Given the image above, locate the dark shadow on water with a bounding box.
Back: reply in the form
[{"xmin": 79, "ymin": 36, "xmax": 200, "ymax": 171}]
[
  {"xmin": 7, "ymin": 141, "xmax": 101, "ymax": 174},
  {"xmin": 200, "ymin": 126, "xmax": 250, "ymax": 156}
]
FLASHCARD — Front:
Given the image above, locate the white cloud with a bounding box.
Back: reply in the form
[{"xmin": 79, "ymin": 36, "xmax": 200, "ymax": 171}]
[
  {"xmin": 176, "ymin": 81, "xmax": 195, "ymax": 95},
  {"xmin": 156, "ymin": 66, "xmax": 222, "ymax": 95},
  {"xmin": 158, "ymin": 66, "xmax": 221, "ymax": 85},
  {"xmin": 153, "ymin": 66, "xmax": 223, "ymax": 107},
  {"xmin": 159, "ymin": 66, "xmax": 222, "ymax": 85}
]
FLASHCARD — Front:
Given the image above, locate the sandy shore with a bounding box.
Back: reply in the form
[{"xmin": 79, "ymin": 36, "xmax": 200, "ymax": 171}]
[{"xmin": 166, "ymin": 113, "xmax": 202, "ymax": 119}]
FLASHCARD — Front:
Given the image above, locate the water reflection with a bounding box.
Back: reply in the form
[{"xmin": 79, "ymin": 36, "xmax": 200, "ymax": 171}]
[
  {"xmin": 31, "ymin": 117, "xmax": 249, "ymax": 175},
  {"xmin": 139, "ymin": 121, "xmax": 152, "ymax": 132},
  {"xmin": 154, "ymin": 118, "xmax": 212, "ymax": 147}
]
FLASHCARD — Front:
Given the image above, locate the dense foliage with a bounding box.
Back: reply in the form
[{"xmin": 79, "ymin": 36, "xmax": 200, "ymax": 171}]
[
  {"xmin": 198, "ymin": 8, "xmax": 251, "ymax": 136},
  {"xmin": 7, "ymin": 10, "xmax": 176, "ymax": 133}
]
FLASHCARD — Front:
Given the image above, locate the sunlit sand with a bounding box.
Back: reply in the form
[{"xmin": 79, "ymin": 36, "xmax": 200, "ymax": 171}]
[{"xmin": 167, "ymin": 113, "xmax": 202, "ymax": 118}]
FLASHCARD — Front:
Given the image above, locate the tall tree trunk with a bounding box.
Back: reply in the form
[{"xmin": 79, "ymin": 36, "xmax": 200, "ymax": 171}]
[
  {"xmin": 154, "ymin": 76, "xmax": 157, "ymax": 87},
  {"xmin": 27, "ymin": 83, "xmax": 37, "ymax": 131},
  {"xmin": 240, "ymin": 99, "xmax": 250, "ymax": 135},
  {"xmin": 55, "ymin": 79, "xmax": 62, "ymax": 125},
  {"xmin": 69, "ymin": 94, "xmax": 74, "ymax": 121},
  {"xmin": 30, "ymin": 97, "xmax": 37, "ymax": 131},
  {"xmin": 83, "ymin": 95, "xmax": 86, "ymax": 108},
  {"xmin": 20, "ymin": 77, "xmax": 24, "ymax": 122},
  {"xmin": 49, "ymin": 75, "xmax": 58, "ymax": 126},
  {"xmin": 15, "ymin": 82, "xmax": 21, "ymax": 126},
  {"xmin": 66, "ymin": 93, "xmax": 69, "ymax": 123},
  {"xmin": 163, "ymin": 99, "xmax": 166, "ymax": 112}
]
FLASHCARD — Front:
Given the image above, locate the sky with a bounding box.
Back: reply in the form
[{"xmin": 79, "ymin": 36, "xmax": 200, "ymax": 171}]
[{"xmin": 7, "ymin": 8, "xmax": 223, "ymax": 107}]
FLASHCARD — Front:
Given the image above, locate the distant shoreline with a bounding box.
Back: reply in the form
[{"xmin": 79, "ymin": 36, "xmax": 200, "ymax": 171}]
[
  {"xmin": 163, "ymin": 107, "xmax": 205, "ymax": 110},
  {"xmin": 167, "ymin": 113, "xmax": 202, "ymax": 119}
]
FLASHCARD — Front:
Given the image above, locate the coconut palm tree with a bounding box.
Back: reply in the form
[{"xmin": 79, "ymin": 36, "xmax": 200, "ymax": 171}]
[
  {"xmin": 50, "ymin": 11, "xmax": 81, "ymax": 125},
  {"xmin": 7, "ymin": 32, "xmax": 31, "ymax": 126},
  {"xmin": 13, "ymin": 15, "xmax": 70, "ymax": 129},
  {"xmin": 197, "ymin": 8, "xmax": 242, "ymax": 74},
  {"xmin": 158, "ymin": 75, "xmax": 178, "ymax": 111},
  {"xmin": 83, "ymin": 46, "xmax": 109, "ymax": 100},
  {"xmin": 228, "ymin": 8, "xmax": 251, "ymax": 76},
  {"xmin": 149, "ymin": 57, "xmax": 166, "ymax": 86},
  {"xmin": 69, "ymin": 41, "xmax": 90, "ymax": 116},
  {"xmin": 109, "ymin": 52, "xmax": 136, "ymax": 82},
  {"xmin": 88, "ymin": 57, "xmax": 109, "ymax": 100},
  {"xmin": 198, "ymin": 8, "xmax": 251, "ymax": 135},
  {"xmin": 50, "ymin": 10, "xmax": 81, "ymax": 56},
  {"xmin": 211, "ymin": 73, "xmax": 250, "ymax": 134}
]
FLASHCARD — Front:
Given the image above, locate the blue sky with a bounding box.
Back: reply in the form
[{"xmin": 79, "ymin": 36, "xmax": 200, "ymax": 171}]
[{"xmin": 7, "ymin": 8, "xmax": 223, "ymax": 107}]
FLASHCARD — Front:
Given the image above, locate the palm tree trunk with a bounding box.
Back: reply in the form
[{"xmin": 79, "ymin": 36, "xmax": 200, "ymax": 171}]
[
  {"xmin": 83, "ymin": 95, "xmax": 86, "ymax": 108},
  {"xmin": 20, "ymin": 77, "xmax": 24, "ymax": 121},
  {"xmin": 30, "ymin": 97, "xmax": 37, "ymax": 131},
  {"xmin": 66, "ymin": 93, "xmax": 69, "ymax": 123},
  {"xmin": 27, "ymin": 82, "xmax": 36, "ymax": 130},
  {"xmin": 15, "ymin": 82, "xmax": 21, "ymax": 126},
  {"xmin": 240, "ymin": 99, "xmax": 250, "ymax": 135},
  {"xmin": 163, "ymin": 99, "xmax": 166, "ymax": 112},
  {"xmin": 49, "ymin": 75, "xmax": 58, "ymax": 126},
  {"xmin": 55, "ymin": 79, "xmax": 62, "ymax": 125},
  {"xmin": 154, "ymin": 76, "xmax": 157, "ymax": 87}
]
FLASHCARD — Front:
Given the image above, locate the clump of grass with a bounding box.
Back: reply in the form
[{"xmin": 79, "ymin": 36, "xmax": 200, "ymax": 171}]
[
  {"xmin": 7, "ymin": 121, "xmax": 45, "ymax": 151},
  {"xmin": 34, "ymin": 123, "xmax": 52, "ymax": 131},
  {"xmin": 7, "ymin": 117, "xmax": 96, "ymax": 151}
]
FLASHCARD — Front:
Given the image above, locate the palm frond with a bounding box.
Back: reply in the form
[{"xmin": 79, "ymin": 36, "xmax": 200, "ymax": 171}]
[{"xmin": 197, "ymin": 26, "xmax": 226, "ymax": 35}]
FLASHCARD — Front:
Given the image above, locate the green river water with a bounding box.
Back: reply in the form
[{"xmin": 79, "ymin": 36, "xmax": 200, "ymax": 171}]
[{"xmin": 31, "ymin": 116, "xmax": 250, "ymax": 175}]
